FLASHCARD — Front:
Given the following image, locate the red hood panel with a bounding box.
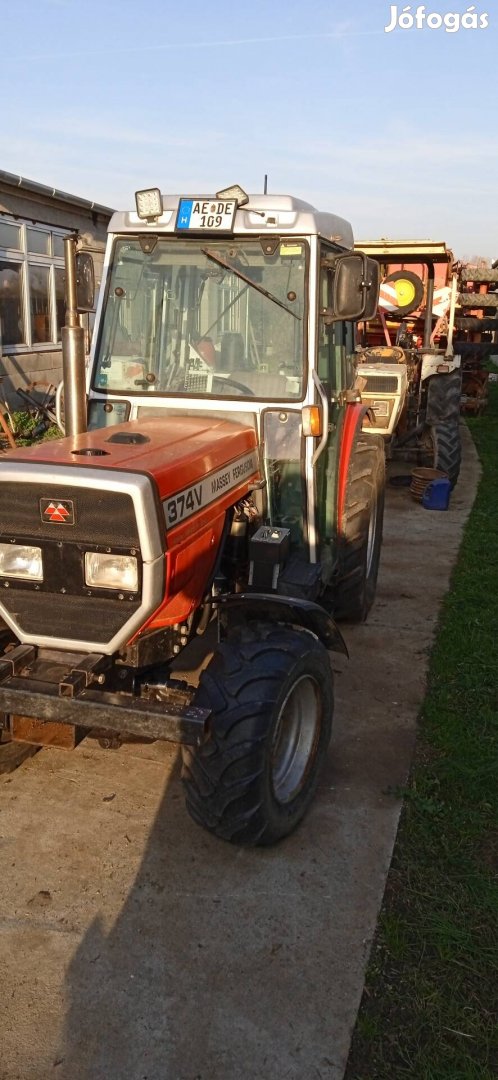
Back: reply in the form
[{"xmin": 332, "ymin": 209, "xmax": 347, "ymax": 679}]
[{"xmin": 7, "ymin": 416, "xmax": 260, "ymax": 499}]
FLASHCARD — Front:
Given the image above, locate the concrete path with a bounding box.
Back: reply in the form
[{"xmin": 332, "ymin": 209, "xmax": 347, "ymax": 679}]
[{"xmin": 0, "ymin": 426, "xmax": 480, "ymax": 1080}]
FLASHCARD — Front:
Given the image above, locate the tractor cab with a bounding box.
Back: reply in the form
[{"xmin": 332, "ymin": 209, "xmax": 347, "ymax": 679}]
[{"xmin": 86, "ymin": 185, "xmax": 379, "ymax": 567}]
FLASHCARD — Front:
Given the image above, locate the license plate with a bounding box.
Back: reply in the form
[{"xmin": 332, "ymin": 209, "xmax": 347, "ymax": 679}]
[{"xmin": 176, "ymin": 197, "xmax": 236, "ymax": 232}]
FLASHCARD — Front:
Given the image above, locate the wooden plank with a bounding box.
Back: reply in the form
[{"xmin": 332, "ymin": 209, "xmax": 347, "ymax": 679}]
[{"xmin": 10, "ymin": 715, "xmax": 83, "ymax": 750}]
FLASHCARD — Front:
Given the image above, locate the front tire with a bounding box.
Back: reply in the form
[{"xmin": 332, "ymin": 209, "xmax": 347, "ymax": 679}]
[{"xmin": 181, "ymin": 626, "xmax": 333, "ymax": 845}]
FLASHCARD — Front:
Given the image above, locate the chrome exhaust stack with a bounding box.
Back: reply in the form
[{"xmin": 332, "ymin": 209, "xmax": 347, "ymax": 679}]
[{"xmin": 61, "ymin": 236, "xmax": 89, "ymax": 436}]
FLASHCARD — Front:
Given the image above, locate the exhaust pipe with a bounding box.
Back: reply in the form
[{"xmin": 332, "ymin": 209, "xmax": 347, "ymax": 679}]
[{"xmin": 62, "ymin": 237, "xmax": 87, "ymax": 436}]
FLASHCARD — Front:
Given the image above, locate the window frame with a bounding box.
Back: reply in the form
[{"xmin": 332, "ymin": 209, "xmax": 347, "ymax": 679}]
[
  {"xmin": 0, "ymin": 218, "xmax": 70, "ymax": 352},
  {"xmin": 318, "ymin": 241, "xmax": 357, "ymax": 393},
  {"xmin": 91, "ymin": 234, "xmax": 310, "ymax": 403}
]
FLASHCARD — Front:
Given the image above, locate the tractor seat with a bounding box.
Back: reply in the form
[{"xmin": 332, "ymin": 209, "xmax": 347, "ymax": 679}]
[{"xmin": 219, "ymin": 332, "xmax": 246, "ymax": 371}]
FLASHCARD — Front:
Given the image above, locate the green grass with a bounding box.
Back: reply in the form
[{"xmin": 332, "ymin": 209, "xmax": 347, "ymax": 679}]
[
  {"xmin": 10, "ymin": 410, "xmax": 59, "ymax": 444},
  {"xmin": 6, "ymin": 410, "xmax": 60, "ymax": 446},
  {"xmin": 346, "ymin": 375, "xmax": 498, "ymax": 1080}
]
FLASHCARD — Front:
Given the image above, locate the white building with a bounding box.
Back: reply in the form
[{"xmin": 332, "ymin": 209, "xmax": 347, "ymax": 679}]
[{"xmin": 0, "ymin": 169, "xmax": 112, "ymax": 406}]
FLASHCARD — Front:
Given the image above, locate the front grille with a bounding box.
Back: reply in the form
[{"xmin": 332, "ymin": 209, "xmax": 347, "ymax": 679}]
[
  {"xmin": 363, "ymin": 375, "xmax": 399, "ymax": 393},
  {"xmin": 0, "ymin": 482, "xmax": 140, "ymax": 547},
  {"xmin": 4, "ymin": 592, "xmax": 140, "ymax": 644},
  {"xmin": 0, "ymin": 475, "xmax": 156, "ymax": 650}
]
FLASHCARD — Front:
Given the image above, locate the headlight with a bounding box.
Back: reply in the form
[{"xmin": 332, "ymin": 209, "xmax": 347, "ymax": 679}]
[
  {"xmin": 85, "ymin": 552, "xmax": 138, "ymax": 592},
  {"xmin": 0, "ymin": 543, "xmax": 43, "ymax": 581}
]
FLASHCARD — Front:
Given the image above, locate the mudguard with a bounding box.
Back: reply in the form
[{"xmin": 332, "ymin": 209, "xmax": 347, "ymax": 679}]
[
  {"xmin": 337, "ymin": 402, "xmax": 373, "ymax": 534},
  {"xmin": 214, "ymin": 593, "xmax": 348, "ymax": 656}
]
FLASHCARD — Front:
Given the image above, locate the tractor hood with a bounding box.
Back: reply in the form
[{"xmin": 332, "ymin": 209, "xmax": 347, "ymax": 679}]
[
  {"xmin": 5, "ymin": 415, "xmax": 260, "ymax": 503},
  {"xmin": 0, "ymin": 416, "xmax": 261, "ymax": 654}
]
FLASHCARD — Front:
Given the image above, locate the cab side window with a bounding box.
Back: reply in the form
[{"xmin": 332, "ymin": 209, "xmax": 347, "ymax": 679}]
[{"xmin": 318, "ymin": 273, "xmax": 355, "ymax": 392}]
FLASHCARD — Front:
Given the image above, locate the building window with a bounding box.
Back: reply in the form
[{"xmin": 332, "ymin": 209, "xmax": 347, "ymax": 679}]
[
  {"xmin": 0, "ymin": 220, "xmax": 69, "ymax": 351},
  {"xmin": 0, "ymin": 261, "xmax": 24, "ymax": 346},
  {"xmin": 0, "ymin": 222, "xmax": 21, "ymax": 250},
  {"xmin": 54, "ymin": 267, "xmax": 65, "ymax": 343},
  {"xmin": 29, "ymin": 265, "xmax": 51, "ymax": 343}
]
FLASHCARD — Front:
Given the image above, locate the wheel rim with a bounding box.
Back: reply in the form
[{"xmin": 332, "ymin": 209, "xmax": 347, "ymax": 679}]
[
  {"xmin": 393, "ymin": 278, "xmax": 416, "ymax": 307},
  {"xmin": 271, "ymin": 675, "xmax": 321, "ymax": 804}
]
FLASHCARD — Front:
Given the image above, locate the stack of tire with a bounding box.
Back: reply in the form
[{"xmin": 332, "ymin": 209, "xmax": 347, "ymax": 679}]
[{"xmin": 455, "ymin": 266, "xmax": 498, "ymax": 414}]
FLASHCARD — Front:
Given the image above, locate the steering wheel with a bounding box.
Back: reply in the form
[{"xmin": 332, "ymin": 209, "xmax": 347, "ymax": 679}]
[{"xmin": 212, "ymin": 374, "xmax": 255, "ymax": 396}]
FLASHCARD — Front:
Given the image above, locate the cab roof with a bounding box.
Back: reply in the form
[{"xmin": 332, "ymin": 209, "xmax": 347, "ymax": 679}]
[
  {"xmin": 355, "ymin": 239, "xmax": 453, "ymax": 263},
  {"xmin": 108, "ymin": 193, "xmax": 354, "ymax": 249}
]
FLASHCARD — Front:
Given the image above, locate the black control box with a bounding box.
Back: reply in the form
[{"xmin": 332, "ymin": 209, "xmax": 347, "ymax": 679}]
[{"xmin": 248, "ymin": 526, "xmax": 291, "ymax": 591}]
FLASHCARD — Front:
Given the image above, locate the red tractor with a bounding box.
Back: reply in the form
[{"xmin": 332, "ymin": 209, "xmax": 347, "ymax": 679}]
[{"xmin": 0, "ymin": 185, "xmax": 384, "ymax": 844}]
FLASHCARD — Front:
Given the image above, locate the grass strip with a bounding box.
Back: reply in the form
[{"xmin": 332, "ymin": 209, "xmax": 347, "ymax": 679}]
[{"xmin": 346, "ymin": 376, "xmax": 498, "ymax": 1080}]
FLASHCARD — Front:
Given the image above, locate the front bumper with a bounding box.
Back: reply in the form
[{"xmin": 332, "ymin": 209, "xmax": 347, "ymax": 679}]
[{"xmin": 0, "ymin": 645, "xmax": 208, "ymax": 746}]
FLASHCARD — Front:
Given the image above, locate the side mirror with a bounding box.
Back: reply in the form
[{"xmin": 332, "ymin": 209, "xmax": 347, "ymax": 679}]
[
  {"xmin": 323, "ymin": 253, "xmax": 379, "ymax": 323},
  {"xmin": 361, "ymin": 257, "xmax": 380, "ymax": 320},
  {"xmin": 75, "ymin": 252, "xmax": 95, "ymax": 312}
]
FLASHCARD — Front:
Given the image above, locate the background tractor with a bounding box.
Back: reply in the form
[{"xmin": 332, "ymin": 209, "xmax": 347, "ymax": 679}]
[
  {"xmin": 353, "ymin": 240, "xmax": 462, "ymax": 486},
  {"xmin": 0, "ymin": 185, "xmax": 384, "ymax": 845}
]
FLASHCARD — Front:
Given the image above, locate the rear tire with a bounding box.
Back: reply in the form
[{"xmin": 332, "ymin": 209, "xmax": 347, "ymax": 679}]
[
  {"xmin": 419, "ymin": 422, "xmax": 461, "ymax": 488},
  {"xmin": 181, "ymin": 626, "xmax": 333, "ymax": 845},
  {"xmin": 333, "ymin": 435, "xmax": 385, "ymax": 623},
  {"xmin": 426, "ymin": 368, "xmax": 462, "ymax": 424},
  {"xmin": 424, "ymin": 369, "xmax": 462, "ymax": 487}
]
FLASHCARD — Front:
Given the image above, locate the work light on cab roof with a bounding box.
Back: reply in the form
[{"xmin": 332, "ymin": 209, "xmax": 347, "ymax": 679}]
[
  {"xmin": 135, "ymin": 184, "xmax": 249, "ymax": 223},
  {"xmin": 215, "ymin": 184, "xmax": 249, "ymax": 206},
  {"xmin": 135, "ymin": 187, "xmax": 163, "ymax": 221}
]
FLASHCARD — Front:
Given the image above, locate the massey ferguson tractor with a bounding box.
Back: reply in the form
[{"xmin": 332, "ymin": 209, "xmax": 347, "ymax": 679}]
[
  {"xmin": 0, "ymin": 185, "xmax": 384, "ymax": 845},
  {"xmin": 353, "ymin": 240, "xmax": 462, "ymax": 486}
]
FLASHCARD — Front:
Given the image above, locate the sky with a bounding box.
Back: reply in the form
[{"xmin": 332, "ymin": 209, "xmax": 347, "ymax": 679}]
[{"xmin": 1, "ymin": 0, "xmax": 497, "ymax": 258}]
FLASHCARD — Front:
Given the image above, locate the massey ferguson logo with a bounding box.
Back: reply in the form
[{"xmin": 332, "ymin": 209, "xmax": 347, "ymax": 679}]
[{"xmin": 40, "ymin": 498, "xmax": 75, "ymax": 525}]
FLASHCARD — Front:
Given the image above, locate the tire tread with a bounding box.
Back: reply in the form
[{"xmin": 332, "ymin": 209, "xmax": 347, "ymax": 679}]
[{"xmin": 182, "ymin": 626, "xmax": 333, "ymax": 845}]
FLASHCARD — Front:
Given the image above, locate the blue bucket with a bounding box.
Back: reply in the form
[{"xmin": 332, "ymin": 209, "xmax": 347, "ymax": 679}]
[{"xmin": 422, "ymin": 478, "xmax": 451, "ymax": 511}]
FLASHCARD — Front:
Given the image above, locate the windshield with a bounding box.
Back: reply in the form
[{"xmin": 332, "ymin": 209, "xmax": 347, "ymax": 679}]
[{"xmin": 93, "ymin": 237, "xmax": 307, "ymax": 400}]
